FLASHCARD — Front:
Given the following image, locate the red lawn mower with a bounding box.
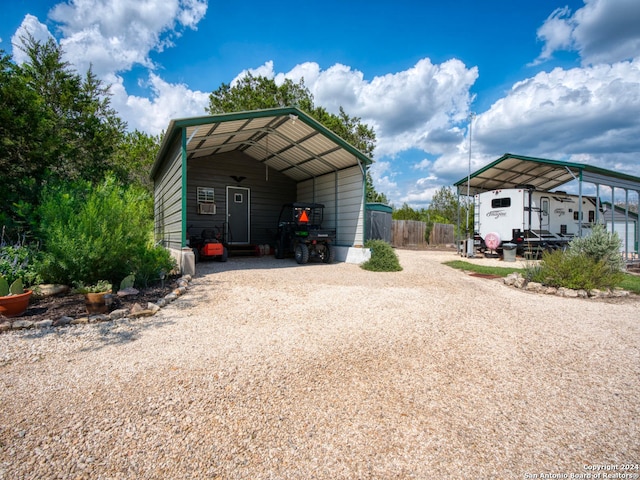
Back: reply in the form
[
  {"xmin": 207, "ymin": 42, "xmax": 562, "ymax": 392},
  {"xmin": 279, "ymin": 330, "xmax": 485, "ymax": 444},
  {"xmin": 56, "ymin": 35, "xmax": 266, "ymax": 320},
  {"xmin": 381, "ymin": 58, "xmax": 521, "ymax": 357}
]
[{"xmin": 188, "ymin": 225, "xmax": 228, "ymax": 263}]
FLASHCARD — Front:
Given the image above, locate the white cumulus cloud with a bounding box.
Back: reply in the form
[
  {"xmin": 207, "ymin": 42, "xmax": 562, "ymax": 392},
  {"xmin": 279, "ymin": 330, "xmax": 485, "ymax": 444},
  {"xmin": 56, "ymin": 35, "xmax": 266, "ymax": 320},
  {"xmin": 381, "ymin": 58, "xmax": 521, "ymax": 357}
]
[
  {"xmin": 243, "ymin": 58, "xmax": 478, "ymax": 159},
  {"xmin": 11, "ymin": 15, "xmax": 55, "ymax": 64},
  {"xmin": 49, "ymin": 0, "xmax": 207, "ymax": 77},
  {"xmin": 476, "ymin": 59, "xmax": 640, "ymax": 175},
  {"xmin": 109, "ymin": 73, "xmax": 210, "ymax": 135},
  {"xmin": 534, "ymin": 0, "xmax": 640, "ymax": 65},
  {"xmin": 10, "ymin": 0, "xmax": 209, "ymax": 134}
]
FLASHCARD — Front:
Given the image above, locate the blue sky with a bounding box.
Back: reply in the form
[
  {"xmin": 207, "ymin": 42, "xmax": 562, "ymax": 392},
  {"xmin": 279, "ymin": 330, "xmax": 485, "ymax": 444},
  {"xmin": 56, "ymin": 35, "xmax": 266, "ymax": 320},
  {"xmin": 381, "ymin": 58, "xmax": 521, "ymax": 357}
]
[{"xmin": 1, "ymin": 0, "xmax": 639, "ymax": 208}]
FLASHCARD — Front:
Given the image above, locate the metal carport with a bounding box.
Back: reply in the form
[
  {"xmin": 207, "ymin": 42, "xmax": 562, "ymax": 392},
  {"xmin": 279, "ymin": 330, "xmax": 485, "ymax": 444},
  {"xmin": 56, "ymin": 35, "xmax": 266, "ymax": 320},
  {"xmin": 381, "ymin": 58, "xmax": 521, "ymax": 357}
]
[
  {"xmin": 454, "ymin": 153, "xmax": 640, "ymax": 260},
  {"xmin": 151, "ymin": 107, "xmax": 373, "ymax": 273}
]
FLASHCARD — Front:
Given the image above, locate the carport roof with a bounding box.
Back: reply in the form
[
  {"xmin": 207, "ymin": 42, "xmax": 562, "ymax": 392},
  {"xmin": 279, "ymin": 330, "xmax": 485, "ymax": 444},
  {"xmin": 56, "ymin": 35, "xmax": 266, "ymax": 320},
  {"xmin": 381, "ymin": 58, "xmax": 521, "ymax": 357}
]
[
  {"xmin": 151, "ymin": 107, "xmax": 372, "ymax": 182},
  {"xmin": 454, "ymin": 153, "xmax": 640, "ymax": 195}
]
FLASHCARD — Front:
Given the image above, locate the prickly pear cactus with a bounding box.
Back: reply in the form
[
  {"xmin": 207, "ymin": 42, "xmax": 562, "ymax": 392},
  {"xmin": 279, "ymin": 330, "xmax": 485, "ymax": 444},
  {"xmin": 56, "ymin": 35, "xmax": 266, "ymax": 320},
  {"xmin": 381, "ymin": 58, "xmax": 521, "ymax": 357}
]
[
  {"xmin": 0, "ymin": 275, "xmax": 24, "ymax": 296},
  {"xmin": 0, "ymin": 275, "xmax": 8, "ymax": 296},
  {"xmin": 9, "ymin": 278, "xmax": 23, "ymax": 295}
]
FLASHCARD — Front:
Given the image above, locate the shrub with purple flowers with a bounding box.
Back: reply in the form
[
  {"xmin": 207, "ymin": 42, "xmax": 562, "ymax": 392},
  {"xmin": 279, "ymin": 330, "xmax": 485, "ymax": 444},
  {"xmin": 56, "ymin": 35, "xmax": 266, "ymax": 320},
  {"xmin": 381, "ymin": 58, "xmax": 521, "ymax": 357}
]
[{"xmin": 0, "ymin": 227, "xmax": 42, "ymax": 288}]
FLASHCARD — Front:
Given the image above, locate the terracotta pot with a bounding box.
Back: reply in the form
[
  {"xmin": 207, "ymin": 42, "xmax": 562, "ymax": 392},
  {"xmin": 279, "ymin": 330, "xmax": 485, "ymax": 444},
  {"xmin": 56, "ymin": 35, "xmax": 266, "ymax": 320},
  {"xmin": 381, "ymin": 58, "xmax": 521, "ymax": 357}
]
[
  {"xmin": 0, "ymin": 290, "xmax": 33, "ymax": 318},
  {"xmin": 84, "ymin": 292, "xmax": 113, "ymax": 314}
]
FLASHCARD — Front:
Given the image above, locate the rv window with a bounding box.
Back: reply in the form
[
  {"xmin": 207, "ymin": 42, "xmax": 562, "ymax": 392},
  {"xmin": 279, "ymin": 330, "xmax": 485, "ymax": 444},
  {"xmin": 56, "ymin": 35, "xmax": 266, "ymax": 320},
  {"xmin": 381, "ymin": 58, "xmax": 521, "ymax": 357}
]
[
  {"xmin": 588, "ymin": 210, "xmax": 595, "ymax": 223},
  {"xmin": 542, "ymin": 199, "xmax": 549, "ymax": 215},
  {"xmin": 491, "ymin": 198, "xmax": 511, "ymax": 208}
]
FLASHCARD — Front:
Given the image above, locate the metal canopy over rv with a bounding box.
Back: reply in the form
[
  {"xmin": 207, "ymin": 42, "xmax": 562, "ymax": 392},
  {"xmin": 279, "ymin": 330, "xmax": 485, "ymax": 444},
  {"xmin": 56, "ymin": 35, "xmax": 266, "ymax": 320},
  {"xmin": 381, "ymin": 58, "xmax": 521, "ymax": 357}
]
[
  {"xmin": 454, "ymin": 154, "xmax": 640, "ymax": 259},
  {"xmin": 472, "ymin": 187, "xmax": 603, "ymax": 255}
]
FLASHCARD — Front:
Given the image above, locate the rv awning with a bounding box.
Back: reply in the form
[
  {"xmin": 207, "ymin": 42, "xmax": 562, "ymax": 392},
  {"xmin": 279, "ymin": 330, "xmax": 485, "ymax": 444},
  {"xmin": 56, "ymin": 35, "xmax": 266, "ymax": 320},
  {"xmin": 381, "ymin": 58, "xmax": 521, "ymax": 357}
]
[
  {"xmin": 151, "ymin": 107, "xmax": 372, "ymax": 182},
  {"xmin": 454, "ymin": 153, "xmax": 640, "ymax": 195}
]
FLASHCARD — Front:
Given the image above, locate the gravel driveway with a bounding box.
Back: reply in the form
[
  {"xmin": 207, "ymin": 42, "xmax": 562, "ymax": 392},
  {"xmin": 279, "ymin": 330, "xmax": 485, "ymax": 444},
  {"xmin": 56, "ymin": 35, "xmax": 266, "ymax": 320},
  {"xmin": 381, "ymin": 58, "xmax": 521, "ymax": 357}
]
[{"xmin": 1, "ymin": 249, "xmax": 639, "ymax": 479}]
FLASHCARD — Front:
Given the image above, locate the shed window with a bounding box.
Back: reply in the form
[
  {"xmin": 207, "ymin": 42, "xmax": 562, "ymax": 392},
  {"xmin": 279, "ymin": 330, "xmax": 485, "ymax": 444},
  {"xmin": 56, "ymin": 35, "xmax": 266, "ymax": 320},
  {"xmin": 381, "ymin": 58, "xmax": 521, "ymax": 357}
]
[
  {"xmin": 197, "ymin": 187, "xmax": 216, "ymax": 215},
  {"xmin": 491, "ymin": 198, "xmax": 511, "ymax": 208},
  {"xmin": 197, "ymin": 187, "xmax": 215, "ymax": 203}
]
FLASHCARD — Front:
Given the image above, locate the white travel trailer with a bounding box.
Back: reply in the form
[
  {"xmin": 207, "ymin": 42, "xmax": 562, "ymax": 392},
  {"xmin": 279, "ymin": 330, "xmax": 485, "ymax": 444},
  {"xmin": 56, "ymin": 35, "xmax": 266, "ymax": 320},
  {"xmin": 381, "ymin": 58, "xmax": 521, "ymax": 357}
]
[{"xmin": 473, "ymin": 187, "xmax": 603, "ymax": 254}]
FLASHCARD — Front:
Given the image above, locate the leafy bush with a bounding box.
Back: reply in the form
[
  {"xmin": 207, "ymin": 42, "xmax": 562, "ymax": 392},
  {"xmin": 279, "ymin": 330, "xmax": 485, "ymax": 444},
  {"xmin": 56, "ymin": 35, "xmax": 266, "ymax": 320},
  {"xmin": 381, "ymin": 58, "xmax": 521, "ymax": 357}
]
[
  {"xmin": 36, "ymin": 176, "xmax": 173, "ymax": 287},
  {"xmin": 130, "ymin": 244, "xmax": 176, "ymax": 288},
  {"xmin": 528, "ymin": 249, "xmax": 622, "ymax": 290},
  {"xmin": 361, "ymin": 239, "xmax": 402, "ymax": 272},
  {"xmin": 72, "ymin": 280, "xmax": 112, "ymax": 294},
  {"xmin": 0, "ymin": 228, "xmax": 42, "ymax": 287},
  {"xmin": 524, "ymin": 225, "xmax": 626, "ymax": 291},
  {"xmin": 568, "ymin": 224, "xmax": 624, "ymax": 273}
]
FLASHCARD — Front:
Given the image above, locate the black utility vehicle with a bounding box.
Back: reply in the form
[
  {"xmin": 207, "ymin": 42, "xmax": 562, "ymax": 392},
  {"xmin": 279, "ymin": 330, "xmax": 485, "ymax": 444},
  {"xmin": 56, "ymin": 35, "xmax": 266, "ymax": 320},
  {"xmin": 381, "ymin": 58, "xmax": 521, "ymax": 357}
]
[{"xmin": 274, "ymin": 202, "xmax": 336, "ymax": 264}]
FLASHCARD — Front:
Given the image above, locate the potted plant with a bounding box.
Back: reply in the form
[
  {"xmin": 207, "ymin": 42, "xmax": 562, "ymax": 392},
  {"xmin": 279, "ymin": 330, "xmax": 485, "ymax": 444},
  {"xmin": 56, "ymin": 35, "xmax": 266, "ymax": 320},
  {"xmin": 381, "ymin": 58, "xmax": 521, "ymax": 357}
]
[
  {"xmin": 74, "ymin": 280, "xmax": 113, "ymax": 314},
  {"xmin": 0, "ymin": 231, "xmax": 39, "ymax": 318},
  {"xmin": 0, "ymin": 274, "xmax": 33, "ymax": 318}
]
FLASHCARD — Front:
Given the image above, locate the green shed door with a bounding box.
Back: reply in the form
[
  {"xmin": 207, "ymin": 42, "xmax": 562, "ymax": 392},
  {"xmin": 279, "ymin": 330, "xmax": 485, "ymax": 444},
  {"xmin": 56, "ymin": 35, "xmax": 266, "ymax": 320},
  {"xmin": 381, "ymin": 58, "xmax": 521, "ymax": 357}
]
[{"xmin": 226, "ymin": 186, "xmax": 250, "ymax": 244}]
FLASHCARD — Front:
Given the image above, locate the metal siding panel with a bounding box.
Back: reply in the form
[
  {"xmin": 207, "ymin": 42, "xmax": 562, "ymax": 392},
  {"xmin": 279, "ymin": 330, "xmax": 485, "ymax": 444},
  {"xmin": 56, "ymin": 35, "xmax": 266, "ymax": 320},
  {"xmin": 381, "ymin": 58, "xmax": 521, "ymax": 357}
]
[
  {"xmin": 322, "ymin": 150, "xmax": 353, "ymax": 170},
  {"xmin": 214, "ymin": 119, "xmax": 252, "ymax": 134},
  {"xmin": 301, "ymin": 167, "xmax": 364, "ymax": 246},
  {"xmin": 154, "ymin": 141, "xmax": 184, "ymax": 250},
  {"xmin": 263, "ymin": 157, "xmax": 294, "ymax": 172},
  {"xmin": 296, "ymin": 179, "xmax": 314, "ymax": 202},
  {"xmin": 338, "ymin": 167, "xmax": 365, "ymax": 246},
  {"xmin": 264, "ymin": 134, "xmax": 290, "ymax": 152},
  {"xmin": 299, "ymin": 134, "xmax": 338, "ymax": 157}
]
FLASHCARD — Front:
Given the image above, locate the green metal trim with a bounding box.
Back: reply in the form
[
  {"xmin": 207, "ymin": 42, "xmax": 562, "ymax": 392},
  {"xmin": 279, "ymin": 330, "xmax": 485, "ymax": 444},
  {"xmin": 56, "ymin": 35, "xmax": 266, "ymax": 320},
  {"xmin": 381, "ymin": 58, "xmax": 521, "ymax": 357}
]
[
  {"xmin": 181, "ymin": 128, "xmax": 188, "ymax": 248},
  {"xmin": 453, "ymin": 152, "xmax": 640, "ymax": 188},
  {"xmin": 361, "ymin": 160, "xmax": 368, "ymax": 245},
  {"xmin": 366, "ymin": 203, "xmax": 393, "ymax": 213}
]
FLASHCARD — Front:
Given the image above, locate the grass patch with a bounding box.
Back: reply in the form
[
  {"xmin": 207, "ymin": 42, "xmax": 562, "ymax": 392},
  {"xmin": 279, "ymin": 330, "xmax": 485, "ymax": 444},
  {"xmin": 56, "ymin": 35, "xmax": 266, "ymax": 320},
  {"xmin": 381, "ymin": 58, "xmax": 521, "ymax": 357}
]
[
  {"xmin": 444, "ymin": 260, "xmax": 524, "ymax": 277},
  {"xmin": 445, "ymin": 260, "xmax": 640, "ymax": 294},
  {"xmin": 619, "ymin": 274, "xmax": 640, "ymax": 294}
]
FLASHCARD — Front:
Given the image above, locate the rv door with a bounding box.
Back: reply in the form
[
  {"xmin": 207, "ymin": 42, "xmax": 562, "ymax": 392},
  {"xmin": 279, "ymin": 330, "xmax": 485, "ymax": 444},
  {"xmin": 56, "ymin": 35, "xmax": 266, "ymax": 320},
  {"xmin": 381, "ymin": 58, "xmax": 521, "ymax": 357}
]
[{"xmin": 540, "ymin": 196, "xmax": 550, "ymax": 232}]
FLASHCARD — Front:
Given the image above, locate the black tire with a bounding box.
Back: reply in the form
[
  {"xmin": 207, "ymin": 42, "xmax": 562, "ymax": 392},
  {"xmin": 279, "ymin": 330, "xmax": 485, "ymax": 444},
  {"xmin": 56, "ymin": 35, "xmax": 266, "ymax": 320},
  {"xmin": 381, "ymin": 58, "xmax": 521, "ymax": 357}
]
[
  {"xmin": 275, "ymin": 240, "xmax": 284, "ymax": 259},
  {"xmin": 219, "ymin": 247, "xmax": 228, "ymax": 262},
  {"xmin": 322, "ymin": 244, "xmax": 335, "ymax": 264},
  {"xmin": 294, "ymin": 243, "xmax": 309, "ymax": 264},
  {"xmin": 192, "ymin": 247, "xmax": 200, "ymax": 264}
]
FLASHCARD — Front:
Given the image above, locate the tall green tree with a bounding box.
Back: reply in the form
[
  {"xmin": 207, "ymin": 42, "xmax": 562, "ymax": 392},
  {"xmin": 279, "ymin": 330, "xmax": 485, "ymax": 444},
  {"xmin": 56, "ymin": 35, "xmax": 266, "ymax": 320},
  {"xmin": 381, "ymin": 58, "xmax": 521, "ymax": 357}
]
[
  {"xmin": 365, "ymin": 171, "xmax": 389, "ymax": 204},
  {"xmin": 112, "ymin": 130, "xmax": 161, "ymax": 191},
  {"xmin": 207, "ymin": 74, "xmax": 385, "ymax": 199},
  {"xmin": 17, "ymin": 35, "xmax": 126, "ymax": 181},
  {"xmin": 392, "ymin": 203, "xmax": 427, "ymax": 221},
  {"xmin": 0, "ymin": 49, "xmax": 50, "ymax": 225},
  {"xmin": 427, "ymin": 186, "xmax": 473, "ymax": 240},
  {"xmin": 208, "ymin": 73, "xmax": 314, "ymax": 113},
  {"xmin": 1, "ymin": 37, "xmax": 131, "ymax": 227}
]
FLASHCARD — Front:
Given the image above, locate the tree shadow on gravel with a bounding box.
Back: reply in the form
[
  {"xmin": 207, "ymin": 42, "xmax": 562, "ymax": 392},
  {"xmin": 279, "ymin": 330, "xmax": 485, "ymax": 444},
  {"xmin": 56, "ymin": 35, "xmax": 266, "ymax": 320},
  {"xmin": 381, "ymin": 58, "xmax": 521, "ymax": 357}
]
[{"xmin": 18, "ymin": 316, "xmax": 177, "ymax": 352}]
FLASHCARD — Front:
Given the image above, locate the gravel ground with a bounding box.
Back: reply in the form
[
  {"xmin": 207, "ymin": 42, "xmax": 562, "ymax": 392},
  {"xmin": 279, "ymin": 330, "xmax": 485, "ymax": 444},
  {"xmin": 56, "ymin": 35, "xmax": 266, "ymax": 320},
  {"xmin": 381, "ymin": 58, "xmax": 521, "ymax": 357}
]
[{"xmin": 1, "ymin": 249, "xmax": 639, "ymax": 479}]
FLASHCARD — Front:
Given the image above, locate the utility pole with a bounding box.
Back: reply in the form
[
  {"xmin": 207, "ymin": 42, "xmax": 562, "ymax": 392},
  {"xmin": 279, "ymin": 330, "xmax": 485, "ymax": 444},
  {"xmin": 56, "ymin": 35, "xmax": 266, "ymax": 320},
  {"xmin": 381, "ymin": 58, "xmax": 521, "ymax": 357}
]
[{"xmin": 466, "ymin": 112, "xmax": 476, "ymax": 257}]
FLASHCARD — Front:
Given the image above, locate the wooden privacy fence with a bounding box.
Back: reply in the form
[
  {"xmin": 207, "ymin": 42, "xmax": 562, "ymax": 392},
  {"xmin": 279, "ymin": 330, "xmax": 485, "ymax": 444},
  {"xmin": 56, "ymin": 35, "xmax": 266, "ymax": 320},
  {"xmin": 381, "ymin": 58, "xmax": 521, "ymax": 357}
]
[
  {"xmin": 391, "ymin": 220, "xmax": 426, "ymax": 248},
  {"xmin": 430, "ymin": 223, "xmax": 454, "ymax": 245},
  {"xmin": 391, "ymin": 221, "xmax": 454, "ymax": 248}
]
